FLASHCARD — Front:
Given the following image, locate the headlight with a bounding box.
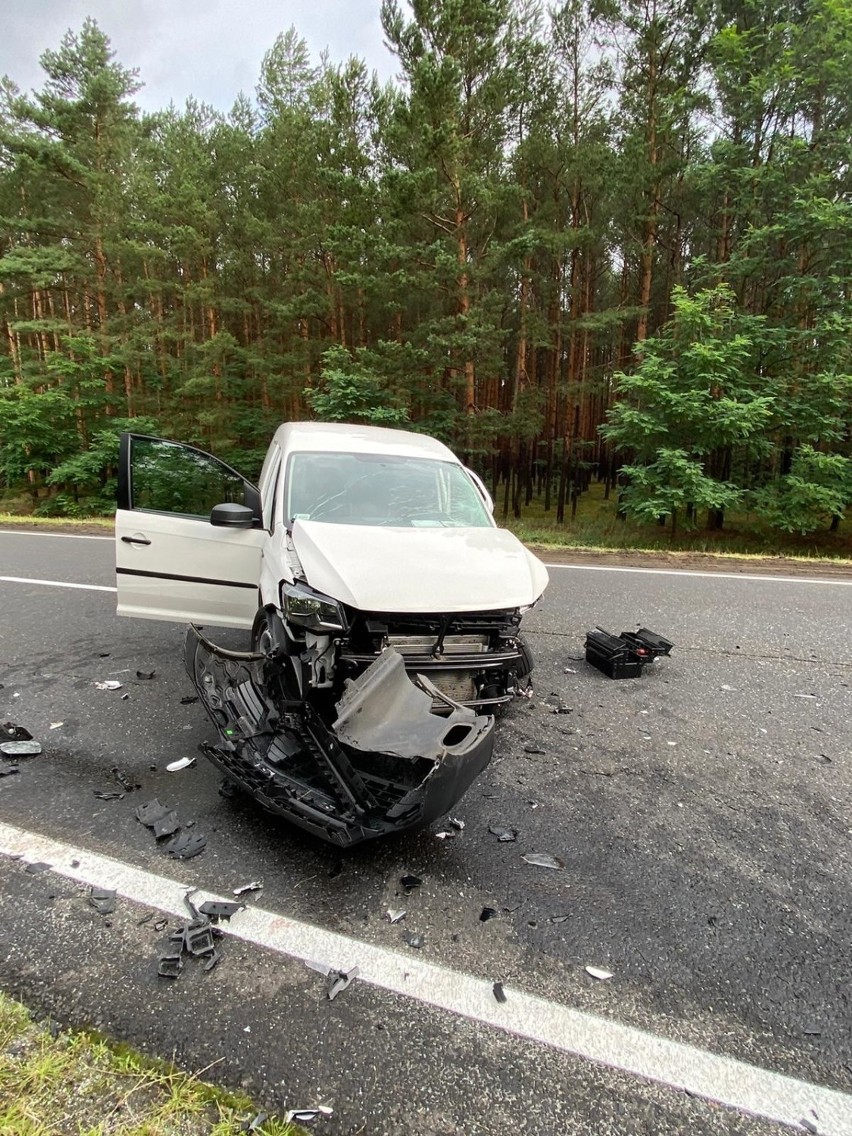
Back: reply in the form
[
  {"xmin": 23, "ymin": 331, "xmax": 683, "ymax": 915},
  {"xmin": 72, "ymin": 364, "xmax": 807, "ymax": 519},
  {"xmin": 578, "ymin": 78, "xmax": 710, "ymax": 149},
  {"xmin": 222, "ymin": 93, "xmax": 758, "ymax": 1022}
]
[{"xmin": 282, "ymin": 583, "xmax": 346, "ymax": 632}]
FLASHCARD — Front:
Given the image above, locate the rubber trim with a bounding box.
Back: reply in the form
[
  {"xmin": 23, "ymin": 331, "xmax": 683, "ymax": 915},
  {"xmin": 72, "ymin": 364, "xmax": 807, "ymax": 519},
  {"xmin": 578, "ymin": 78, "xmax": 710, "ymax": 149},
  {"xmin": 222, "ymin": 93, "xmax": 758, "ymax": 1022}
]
[{"xmin": 116, "ymin": 567, "xmax": 257, "ymax": 589}]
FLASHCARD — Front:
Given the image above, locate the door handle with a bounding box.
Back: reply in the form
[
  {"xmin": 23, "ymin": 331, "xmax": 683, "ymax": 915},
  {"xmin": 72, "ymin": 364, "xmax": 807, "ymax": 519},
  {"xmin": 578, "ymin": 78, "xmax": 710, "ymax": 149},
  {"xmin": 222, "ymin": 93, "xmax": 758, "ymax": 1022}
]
[{"xmin": 121, "ymin": 535, "xmax": 151, "ymax": 546}]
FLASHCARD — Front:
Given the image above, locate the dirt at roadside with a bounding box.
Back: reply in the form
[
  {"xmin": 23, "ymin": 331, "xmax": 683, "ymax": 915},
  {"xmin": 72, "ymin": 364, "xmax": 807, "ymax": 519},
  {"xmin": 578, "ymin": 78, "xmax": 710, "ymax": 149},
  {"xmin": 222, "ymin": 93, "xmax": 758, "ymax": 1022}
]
[{"xmin": 527, "ymin": 544, "xmax": 852, "ymax": 579}]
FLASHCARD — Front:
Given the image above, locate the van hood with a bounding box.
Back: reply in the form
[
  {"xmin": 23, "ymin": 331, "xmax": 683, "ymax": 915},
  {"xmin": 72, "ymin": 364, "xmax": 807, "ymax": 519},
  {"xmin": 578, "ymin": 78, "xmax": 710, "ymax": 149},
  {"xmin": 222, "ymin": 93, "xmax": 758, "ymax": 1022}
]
[{"xmin": 290, "ymin": 520, "xmax": 549, "ymax": 613}]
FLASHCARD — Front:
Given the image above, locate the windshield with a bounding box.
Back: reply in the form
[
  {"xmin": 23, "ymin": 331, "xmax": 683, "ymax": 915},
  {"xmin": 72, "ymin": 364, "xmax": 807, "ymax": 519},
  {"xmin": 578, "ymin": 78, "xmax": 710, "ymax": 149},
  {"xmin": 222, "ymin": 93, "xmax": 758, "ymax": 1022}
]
[{"xmin": 285, "ymin": 451, "xmax": 493, "ymax": 528}]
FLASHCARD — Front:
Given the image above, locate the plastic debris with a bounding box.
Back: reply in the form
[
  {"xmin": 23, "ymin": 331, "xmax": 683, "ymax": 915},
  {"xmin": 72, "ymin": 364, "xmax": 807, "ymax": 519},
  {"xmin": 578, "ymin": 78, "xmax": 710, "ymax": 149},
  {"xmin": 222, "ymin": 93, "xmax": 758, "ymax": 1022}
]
[
  {"xmin": 94, "ymin": 680, "xmax": 123, "ymax": 691},
  {"xmin": 233, "ymin": 881, "xmax": 263, "ymax": 897},
  {"xmin": 203, "ymin": 949, "xmax": 221, "ymax": 972},
  {"xmin": 164, "ymin": 831, "xmax": 207, "ymax": 860},
  {"xmin": 136, "ymin": 670, "xmax": 156, "ymax": 680},
  {"xmin": 111, "ymin": 766, "xmax": 139, "ymax": 792},
  {"xmin": 285, "ymin": 1108, "xmax": 334, "ymax": 1124},
  {"xmin": 0, "ymin": 740, "xmax": 42, "ymax": 757},
  {"xmin": 24, "ymin": 862, "xmax": 51, "ymax": 874},
  {"xmin": 386, "ymin": 908, "xmax": 407, "ymax": 923},
  {"xmin": 435, "ymin": 830, "xmax": 455, "ymax": 840},
  {"xmin": 449, "ymin": 817, "xmax": 465, "ymax": 831},
  {"xmin": 135, "ymin": 799, "xmax": 172, "ymax": 827},
  {"xmin": 489, "ymin": 826, "xmax": 517, "ymax": 843},
  {"xmin": 523, "ymin": 743, "xmax": 545, "ymax": 754},
  {"xmin": 400, "ymin": 874, "xmax": 422, "ymax": 893},
  {"xmin": 493, "ymin": 981, "xmax": 507, "ymax": 1003},
  {"xmin": 585, "ymin": 965, "xmax": 614, "ymax": 980},
  {"xmin": 479, "ymin": 907, "xmax": 499, "ymax": 922},
  {"xmin": 180, "ymin": 695, "xmax": 199, "ymax": 704},
  {"xmin": 49, "ymin": 722, "xmax": 63, "ymax": 730},
  {"xmin": 550, "ymin": 914, "xmax": 570, "ymax": 924},
  {"xmin": 137, "ymin": 912, "xmax": 155, "ymax": 926},
  {"xmin": 522, "ymin": 852, "xmax": 564, "ymax": 870},
  {"xmin": 152, "ymin": 812, "xmax": 180, "ymax": 839},
  {"xmin": 1, "ymin": 722, "xmax": 33, "ymax": 741},
  {"xmin": 327, "ymin": 965, "xmax": 359, "ymax": 1000},
  {"xmin": 403, "ymin": 932, "xmax": 424, "ymax": 949},
  {"xmin": 550, "ymin": 700, "xmax": 572, "ymax": 715},
  {"xmin": 94, "ymin": 789, "xmax": 124, "ymax": 801},
  {"xmin": 157, "ymin": 953, "xmax": 184, "ymax": 979},
  {"xmin": 198, "ymin": 900, "xmax": 244, "ymax": 923},
  {"xmin": 89, "ymin": 887, "xmax": 116, "ymax": 915},
  {"xmin": 166, "ymin": 757, "xmax": 196, "ymax": 773},
  {"xmin": 0, "ymin": 764, "xmax": 19, "ymax": 777}
]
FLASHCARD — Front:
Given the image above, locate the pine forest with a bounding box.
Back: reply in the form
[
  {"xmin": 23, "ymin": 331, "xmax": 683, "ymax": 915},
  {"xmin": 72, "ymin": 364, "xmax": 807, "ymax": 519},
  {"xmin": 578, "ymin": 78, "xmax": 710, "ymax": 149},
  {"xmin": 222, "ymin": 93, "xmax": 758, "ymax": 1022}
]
[{"xmin": 1, "ymin": 1, "xmax": 850, "ymax": 548}]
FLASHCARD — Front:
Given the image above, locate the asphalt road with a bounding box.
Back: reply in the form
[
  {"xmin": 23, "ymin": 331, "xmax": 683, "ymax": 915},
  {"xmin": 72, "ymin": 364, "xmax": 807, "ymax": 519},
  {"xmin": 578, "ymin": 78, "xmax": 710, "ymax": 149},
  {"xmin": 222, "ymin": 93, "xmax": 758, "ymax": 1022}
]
[{"xmin": 1, "ymin": 529, "xmax": 851, "ymax": 1135}]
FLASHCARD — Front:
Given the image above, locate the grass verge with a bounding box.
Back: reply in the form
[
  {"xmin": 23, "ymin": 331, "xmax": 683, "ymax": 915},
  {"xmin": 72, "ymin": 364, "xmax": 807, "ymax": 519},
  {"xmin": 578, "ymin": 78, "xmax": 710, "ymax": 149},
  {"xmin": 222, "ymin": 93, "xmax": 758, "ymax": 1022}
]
[
  {"xmin": 0, "ymin": 990, "xmax": 299, "ymax": 1136},
  {"xmin": 0, "ymin": 512, "xmax": 113, "ymax": 532}
]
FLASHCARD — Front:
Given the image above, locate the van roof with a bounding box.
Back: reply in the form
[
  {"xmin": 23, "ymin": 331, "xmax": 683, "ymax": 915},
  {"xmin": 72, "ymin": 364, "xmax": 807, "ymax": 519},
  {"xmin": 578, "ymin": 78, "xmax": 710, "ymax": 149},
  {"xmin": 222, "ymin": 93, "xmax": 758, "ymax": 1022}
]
[{"xmin": 273, "ymin": 421, "xmax": 458, "ymax": 462}]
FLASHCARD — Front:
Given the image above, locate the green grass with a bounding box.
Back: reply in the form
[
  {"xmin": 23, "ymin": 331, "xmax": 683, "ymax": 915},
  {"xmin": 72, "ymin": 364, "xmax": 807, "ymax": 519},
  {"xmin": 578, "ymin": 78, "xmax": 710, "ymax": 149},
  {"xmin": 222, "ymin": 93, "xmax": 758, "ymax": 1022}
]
[
  {"xmin": 0, "ymin": 512, "xmax": 114, "ymax": 531},
  {"xmin": 0, "ymin": 991, "xmax": 301, "ymax": 1136}
]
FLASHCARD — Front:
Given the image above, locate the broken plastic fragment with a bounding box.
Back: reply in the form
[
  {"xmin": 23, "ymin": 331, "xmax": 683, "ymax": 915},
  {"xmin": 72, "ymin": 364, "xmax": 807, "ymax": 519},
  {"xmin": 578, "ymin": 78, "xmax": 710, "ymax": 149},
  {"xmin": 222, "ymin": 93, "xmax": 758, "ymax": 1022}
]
[
  {"xmin": 286, "ymin": 1110, "xmax": 333, "ymax": 1125},
  {"xmin": 550, "ymin": 700, "xmax": 572, "ymax": 715},
  {"xmin": 49, "ymin": 722, "xmax": 63, "ymax": 730},
  {"xmin": 89, "ymin": 887, "xmax": 116, "ymax": 915},
  {"xmin": 0, "ymin": 740, "xmax": 42, "ymax": 757},
  {"xmin": 585, "ymin": 965, "xmax": 613, "ymax": 980},
  {"xmin": 550, "ymin": 914, "xmax": 570, "ymax": 924},
  {"xmin": 386, "ymin": 909, "xmax": 407, "ymax": 924},
  {"xmin": 0, "ymin": 764, "xmax": 19, "ymax": 777},
  {"xmin": 523, "ymin": 743, "xmax": 545, "ymax": 754},
  {"xmin": 180, "ymin": 695, "xmax": 199, "ymax": 704},
  {"xmin": 489, "ymin": 826, "xmax": 517, "ymax": 843},
  {"xmin": 449, "ymin": 817, "xmax": 465, "ymax": 831},
  {"xmin": 1, "ymin": 722, "xmax": 33, "ymax": 741},
  {"xmin": 327, "ymin": 965, "xmax": 359, "ymax": 1000},
  {"xmin": 135, "ymin": 799, "xmax": 172, "ymax": 826},
  {"xmin": 157, "ymin": 953, "xmax": 183, "ymax": 979},
  {"xmin": 435, "ymin": 830, "xmax": 455, "ymax": 840},
  {"xmin": 522, "ymin": 852, "xmax": 564, "ymax": 870},
  {"xmin": 164, "ymin": 832, "xmax": 207, "ymax": 860},
  {"xmin": 400, "ymin": 874, "xmax": 422, "ymax": 893},
  {"xmin": 203, "ymin": 949, "xmax": 221, "ymax": 973},
  {"xmin": 493, "ymin": 981, "xmax": 507, "ymax": 1003},
  {"xmin": 136, "ymin": 670, "xmax": 156, "ymax": 680},
  {"xmin": 24, "ymin": 861, "xmax": 51, "ymax": 874},
  {"xmin": 166, "ymin": 757, "xmax": 196, "ymax": 773},
  {"xmin": 152, "ymin": 812, "xmax": 180, "ymax": 839},
  {"xmin": 479, "ymin": 907, "xmax": 498, "ymax": 922},
  {"xmin": 183, "ymin": 921, "xmax": 216, "ymax": 957},
  {"xmin": 233, "ymin": 880, "xmax": 263, "ymax": 897},
  {"xmin": 199, "ymin": 900, "xmax": 244, "ymax": 923},
  {"xmin": 93, "ymin": 790, "xmax": 124, "ymax": 801},
  {"xmin": 111, "ymin": 766, "xmax": 139, "ymax": 792},
  {"xmin": 94, "ymin": 680, "xmax": 123, "ymax": 691},
  {"xmin": 403, "ymin": 932, "xmax": 424, "ymax": 949}
]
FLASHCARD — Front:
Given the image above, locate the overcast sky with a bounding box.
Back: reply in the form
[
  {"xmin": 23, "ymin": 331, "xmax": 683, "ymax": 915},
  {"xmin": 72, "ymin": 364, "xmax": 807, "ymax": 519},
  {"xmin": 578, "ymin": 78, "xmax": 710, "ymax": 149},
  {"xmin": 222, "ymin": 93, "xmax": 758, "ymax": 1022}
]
[{"xmin": 1, "ymin": 1, "xmax": 402, "ymax": 114}]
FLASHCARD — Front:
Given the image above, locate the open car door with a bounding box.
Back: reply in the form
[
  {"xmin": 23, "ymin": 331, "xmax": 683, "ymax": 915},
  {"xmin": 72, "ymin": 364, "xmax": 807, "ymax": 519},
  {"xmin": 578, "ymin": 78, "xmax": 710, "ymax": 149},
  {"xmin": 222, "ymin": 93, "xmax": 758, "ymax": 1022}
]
[{"xmin": 115, "ymin": 433, "xmax": 265, "ymax": 629}]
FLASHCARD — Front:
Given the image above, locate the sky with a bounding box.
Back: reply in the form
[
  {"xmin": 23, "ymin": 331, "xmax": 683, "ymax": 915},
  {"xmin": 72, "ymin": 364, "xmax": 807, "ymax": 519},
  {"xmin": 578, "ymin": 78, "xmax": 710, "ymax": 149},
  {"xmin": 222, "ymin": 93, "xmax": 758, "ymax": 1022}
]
[{"xmin": 0, "ymin": 1, "xmax": 403, "ymax": 114}]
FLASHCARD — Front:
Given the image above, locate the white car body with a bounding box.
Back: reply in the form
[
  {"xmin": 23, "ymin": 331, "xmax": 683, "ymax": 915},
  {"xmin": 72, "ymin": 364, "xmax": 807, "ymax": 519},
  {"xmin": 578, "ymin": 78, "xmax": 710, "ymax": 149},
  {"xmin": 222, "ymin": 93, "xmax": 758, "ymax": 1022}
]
[{"xmin": 114, "ymin": 422, "xmax": 549, "ymax": 845}]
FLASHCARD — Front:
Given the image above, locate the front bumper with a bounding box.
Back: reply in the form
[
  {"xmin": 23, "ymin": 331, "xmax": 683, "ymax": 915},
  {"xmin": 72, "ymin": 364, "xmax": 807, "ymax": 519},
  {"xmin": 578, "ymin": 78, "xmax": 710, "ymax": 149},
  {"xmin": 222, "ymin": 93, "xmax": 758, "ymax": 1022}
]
[{"xmin": 184, "ymin": 626, "xmax": 495, "ymax": 847}]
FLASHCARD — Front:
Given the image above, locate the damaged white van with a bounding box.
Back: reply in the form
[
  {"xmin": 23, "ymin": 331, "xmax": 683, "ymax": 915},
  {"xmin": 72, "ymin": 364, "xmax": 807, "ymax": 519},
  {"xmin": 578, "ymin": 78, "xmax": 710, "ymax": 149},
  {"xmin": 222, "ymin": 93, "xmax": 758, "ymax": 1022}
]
[{"xmin": 115, "ymin": 422, "xmax": 549, "ymax": 845}]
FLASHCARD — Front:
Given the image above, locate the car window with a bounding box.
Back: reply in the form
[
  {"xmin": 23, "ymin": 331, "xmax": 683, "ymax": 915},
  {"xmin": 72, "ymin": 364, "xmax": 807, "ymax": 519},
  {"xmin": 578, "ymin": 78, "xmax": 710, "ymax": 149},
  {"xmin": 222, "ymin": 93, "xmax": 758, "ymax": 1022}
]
[
  {"xmin": 285, "ymin": 452, "xmax": 492, "ymax": 528},
  {"xmin": 130, "ymin": 437, "xmax": 247, "ymax": 518}
]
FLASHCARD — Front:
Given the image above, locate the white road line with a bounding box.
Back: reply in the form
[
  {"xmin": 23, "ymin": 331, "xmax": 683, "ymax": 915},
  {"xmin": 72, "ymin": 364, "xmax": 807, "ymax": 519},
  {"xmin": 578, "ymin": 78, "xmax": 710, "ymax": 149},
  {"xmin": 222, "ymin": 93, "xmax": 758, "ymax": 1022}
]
[
  {"xmin": 0, "ymin": 528, "xmax": 112, "ymax": 540},
  {"xmin": 0, "ymin": 576, "xmax": 116, "ymax": 593},
  {"xmin": 543, "ymin": 562, "xmax": 852, "ymax": 586},
  {"xmin": 0, "ymin": 822, "xmax": 848, "ymax": 1134}
]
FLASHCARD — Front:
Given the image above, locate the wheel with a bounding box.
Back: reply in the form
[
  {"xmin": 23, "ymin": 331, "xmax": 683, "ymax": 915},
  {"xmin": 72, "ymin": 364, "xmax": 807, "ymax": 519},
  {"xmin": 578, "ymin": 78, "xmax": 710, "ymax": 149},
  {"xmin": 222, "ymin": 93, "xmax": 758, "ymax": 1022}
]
[{"xmin": 251, "ymin": 606, "xmax": 285, "ymax": 654}]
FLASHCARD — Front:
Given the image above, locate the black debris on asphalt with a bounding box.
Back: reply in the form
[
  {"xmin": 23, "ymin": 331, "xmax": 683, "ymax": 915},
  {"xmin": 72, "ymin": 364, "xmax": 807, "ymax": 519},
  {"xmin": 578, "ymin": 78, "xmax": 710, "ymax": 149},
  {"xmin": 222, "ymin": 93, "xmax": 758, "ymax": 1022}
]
[
  {"xmin": 89, "ymin": 887, "xmax": 117, "ymax": 915},
  {"xmin": 93, "ymin": 790, "xmax": 124, "ymax": 801},
  {"xmin": 24, "ymin": 862, "xmax": 51, "ymax": 874},
  {"xmin": 488, "ymin": 826, "xmax": 517, "ymax": 842},
  {"xmin": 157, "ymin": 953, "xmax": 184, "ymax": 979},
  {"xmin": 136, "ymin": 798, "xmax": 206, "ymax": 860},
  {"xmin": 585, "ymin": 626, "xmax": 674, "ymax": 679},
  {"xmin": 479, "ymin": 907, "xmax": 499, "ymax": 922},
  {"xmin": 327, "ymin": 965, "xmax": 360, "ymax": 1001},
  {"xmin": 136, "ymin": 670, "xmax": 156, "ymax": 680},
  {"xmin": 198, "ymin": 900, "xmax": 245, "ymax": 923},
  {"xmin": 403, "ymin": 931, "xmax": 424, "ymax": 949},
  {"xmin": 0, "ymin": 764, "xmax": 19, "ymax": 778},
  {"xmin": 164, "ymin": 831, "xmax": 207, "ymax": 860},
  {"xmin": 111, "ymin": 766, "xmax": 140, "ymax": 792},
  {"xmin": 400, "ymin": 874, "xmax": 422, "ymax": 893},
  {"xmin": 151, "ymin": 812, "xmax": 180, "ymax": 839},
  {"xmin": 493, "ymin": 981, "xmax": 507, "ymax": 1003},
  {"xmin": 179, "ymin": 695, "xmax": 199, "ymax": 705},
  {"xmin": 523, "ymin": 743, "xmax": 546, "ymax": 754},
  {"xmin": 135, "ymin": 799, "xmax": 172, "ymax": 826},
  {"xmin": 1, "ymin": 721, "xmax": 33, "ymax": 742}
]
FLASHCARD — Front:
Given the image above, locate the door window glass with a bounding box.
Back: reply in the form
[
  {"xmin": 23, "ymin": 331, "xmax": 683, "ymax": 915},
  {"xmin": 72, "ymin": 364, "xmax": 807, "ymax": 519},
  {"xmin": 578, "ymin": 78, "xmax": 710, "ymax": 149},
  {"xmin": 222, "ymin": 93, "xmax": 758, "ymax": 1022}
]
[{"xmin": 130, "ymin": 437, "xmax": 246, "ymax": 517}]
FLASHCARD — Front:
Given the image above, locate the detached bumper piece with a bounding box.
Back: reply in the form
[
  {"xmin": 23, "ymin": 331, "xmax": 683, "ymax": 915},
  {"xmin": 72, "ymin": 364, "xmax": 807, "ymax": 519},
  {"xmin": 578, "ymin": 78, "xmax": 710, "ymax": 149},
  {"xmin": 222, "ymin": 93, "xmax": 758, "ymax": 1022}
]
[
  {"xmin": 585, "ymin": 627, "xmax": 674, "ymax": 679},
  {"xmin": 184, "ymin": 627, "xmax": 494, "ymax": 847}
]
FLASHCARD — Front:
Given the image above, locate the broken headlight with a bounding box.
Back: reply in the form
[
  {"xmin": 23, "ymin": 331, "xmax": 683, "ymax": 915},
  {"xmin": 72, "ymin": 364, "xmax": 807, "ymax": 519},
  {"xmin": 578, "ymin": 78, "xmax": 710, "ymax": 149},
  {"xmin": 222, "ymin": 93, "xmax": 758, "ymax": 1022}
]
[{"xmin": 283, "ymin": 583, "xmax": 347, "ymax": 632}]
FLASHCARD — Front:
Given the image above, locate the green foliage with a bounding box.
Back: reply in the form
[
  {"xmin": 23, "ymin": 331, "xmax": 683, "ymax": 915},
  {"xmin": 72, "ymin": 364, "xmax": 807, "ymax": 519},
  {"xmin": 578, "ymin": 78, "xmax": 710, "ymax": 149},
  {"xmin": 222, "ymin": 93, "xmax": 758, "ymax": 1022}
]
[
  {"xmin": 306, "ymin": 345, "xmax": 410, "ymax": 426},
  {"xmin": 752, "ymin": 445, "xmax": 851, "ymax": 534}
]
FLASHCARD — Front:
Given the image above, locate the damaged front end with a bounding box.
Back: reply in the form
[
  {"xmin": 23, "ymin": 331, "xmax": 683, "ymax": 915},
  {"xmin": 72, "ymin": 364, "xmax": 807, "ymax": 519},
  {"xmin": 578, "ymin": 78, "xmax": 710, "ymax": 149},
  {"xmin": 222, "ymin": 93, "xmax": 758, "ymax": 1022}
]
[{"xmin": 185, "ymin": 625, "xmax": 494, "ymax": 846}]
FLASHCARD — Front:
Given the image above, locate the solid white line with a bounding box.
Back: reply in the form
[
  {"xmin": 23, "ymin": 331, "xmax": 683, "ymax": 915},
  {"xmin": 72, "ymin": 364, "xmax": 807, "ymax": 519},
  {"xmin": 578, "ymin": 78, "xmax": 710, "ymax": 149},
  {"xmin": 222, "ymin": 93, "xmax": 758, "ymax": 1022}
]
[
  {"xmin": 542, "ymin": 562, "xmax": 852, "ymax": 586},
  {"xmin": 0, "ymin": 821, "xmax": 848, "ymax": 1133},
  {"xmin": 0, "ymin": 528, "xmax": 112, "ymax": 541},
  {"xmin": 0, "ymin": 576, "xmax": 115, "ymax": 593}
]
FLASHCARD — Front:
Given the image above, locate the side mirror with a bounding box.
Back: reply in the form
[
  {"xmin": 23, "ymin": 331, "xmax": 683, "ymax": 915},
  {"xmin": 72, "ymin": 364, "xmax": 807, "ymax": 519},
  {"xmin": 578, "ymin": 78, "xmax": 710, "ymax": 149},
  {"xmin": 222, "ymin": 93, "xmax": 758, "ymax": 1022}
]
[{"xmin": 210, "ymin": 502, "xmax": 255, "ymax": 528}]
